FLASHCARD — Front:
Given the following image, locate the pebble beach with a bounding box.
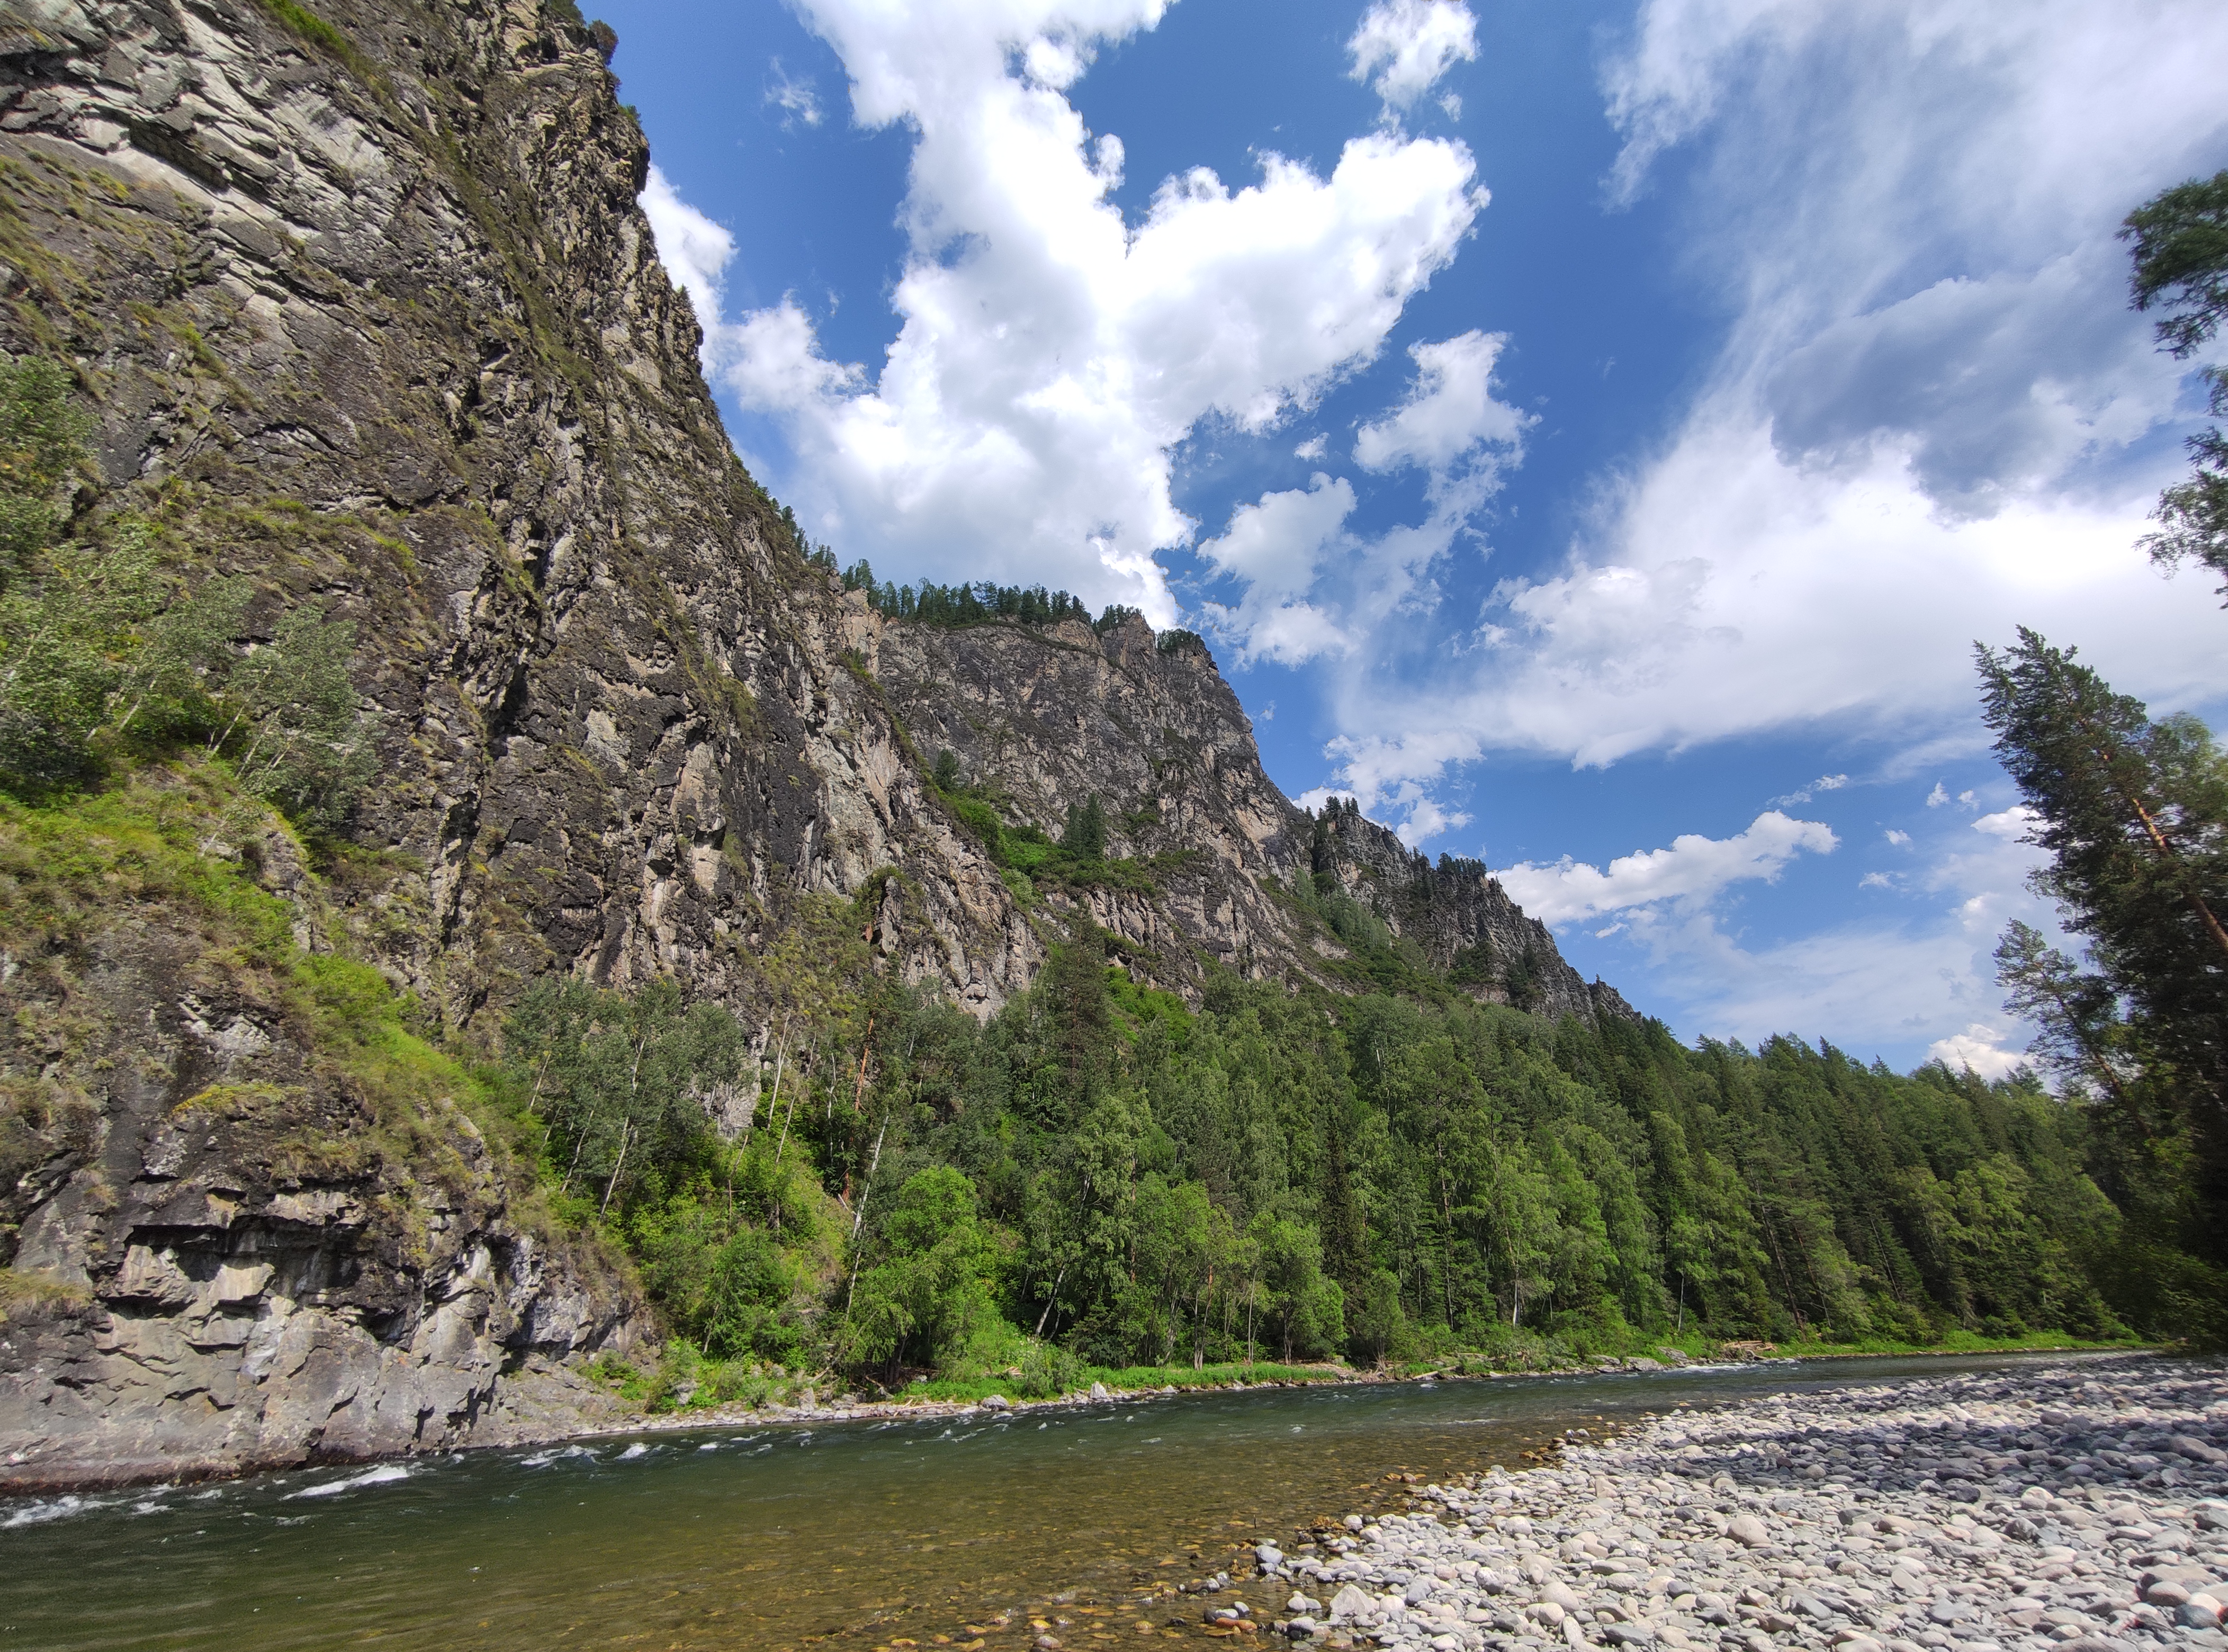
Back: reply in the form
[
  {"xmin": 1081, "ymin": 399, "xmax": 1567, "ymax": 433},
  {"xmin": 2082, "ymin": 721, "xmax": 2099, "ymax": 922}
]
[{"xmin": 1246, "ymin": 1358, "xmax": 2227, "ymax": 1652}]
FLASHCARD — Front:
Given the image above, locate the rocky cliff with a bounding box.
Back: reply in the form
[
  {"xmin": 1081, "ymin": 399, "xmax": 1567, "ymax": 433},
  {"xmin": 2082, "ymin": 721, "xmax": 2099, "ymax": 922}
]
[
  {"xmin": 0, "ymin": 0, "xmax": 1627, "ymax": 1488},
  {"xmin": 869, "ymin": 608, "xmax": 1633, "ymax": 1022}
]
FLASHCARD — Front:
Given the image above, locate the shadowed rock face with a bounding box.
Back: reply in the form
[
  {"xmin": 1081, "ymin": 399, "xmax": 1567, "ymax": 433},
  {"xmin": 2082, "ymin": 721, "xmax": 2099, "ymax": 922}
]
[{"xmin": 0, "ymin": 0, "xmax": 1629, "ymax": 1486}]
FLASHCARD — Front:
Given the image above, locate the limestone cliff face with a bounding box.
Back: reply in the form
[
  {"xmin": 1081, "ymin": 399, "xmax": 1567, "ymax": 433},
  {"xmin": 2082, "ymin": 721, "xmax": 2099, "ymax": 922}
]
[{"xmin": 0, "ymin": 0, "xmax": 1630, "ymax": 1486}]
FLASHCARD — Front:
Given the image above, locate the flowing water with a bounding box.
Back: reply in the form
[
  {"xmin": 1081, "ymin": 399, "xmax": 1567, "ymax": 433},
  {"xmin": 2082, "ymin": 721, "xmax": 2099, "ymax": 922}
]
[{"xmin": 0, "ymin": 1354, "xmax": 2099, "ymax": 1650}]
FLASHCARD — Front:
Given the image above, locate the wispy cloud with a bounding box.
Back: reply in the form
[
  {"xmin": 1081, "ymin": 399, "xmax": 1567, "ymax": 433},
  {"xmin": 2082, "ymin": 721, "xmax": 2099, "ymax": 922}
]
[
  {"xmin": 1305, "ymin": 0, "xmax": 2227, "ymax": 828},
  {"xmin": 765, "ymin": 57, "xmax": 823, "ymax": 128},
  {"xmin": 1575, "ymin": 773, "xmax": 2067, "ymax": 1060},
  {"xmin": 1770, "ymin": 772, "xmax": 1848, "ymax": 806}
]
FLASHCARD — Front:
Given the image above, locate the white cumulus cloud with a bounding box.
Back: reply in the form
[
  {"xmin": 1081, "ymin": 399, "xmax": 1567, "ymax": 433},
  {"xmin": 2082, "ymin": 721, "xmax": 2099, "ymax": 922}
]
[
  {"xmin": 643, "ymin": 0, "xmax": 1488, "ymax": 620},
  {"xmin": 1973, "ymin": 804, "xmax": 2041, "ymax": 839},
  {"xmin": 640, "ymin": 165, "xmax": 737, "ymax": 334},
  {"xmin": 1349, "ymin": 0, "xmax": 1479, "ymax": 113},
  {"xmin": 1927, "ymin": 1024, "xmax": 2026, "ymax": 1081},
  {"xmin": 1354, "ymin": 329, "xmax": 1529, "ymax": 482},
  {"xmin": 1199, "ymin": 329, "xmax": 1530, "ymax": 672},
  {"xmin": 1197, "ymin": 474, "xmax": 1359, "ymax": 666},
  {"xmin": 1495, "ymin": 810, "xmax": 1837, "ymax": 926}
]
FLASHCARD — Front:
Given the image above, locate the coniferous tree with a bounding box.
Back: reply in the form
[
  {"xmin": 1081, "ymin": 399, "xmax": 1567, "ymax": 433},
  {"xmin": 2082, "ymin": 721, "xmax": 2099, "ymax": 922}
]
[
  {"xmin": 1976, "ymin": 630, "xmax": 2228, "ymax": 1271},
  {"xmin": 1976, "ymin": 630, "xmax": 2228, "ymax": 1064},
  {"xmin": 1994, "ymin": 920, "xmax": 2137, "ymax": 1105},
  {"xmin": 1061, "ymin": 792, "xmax": 1107, "ymax": 861},
  {"xmin": 2123, "ymin": 169, "xmax": 2228, "ymax": 597}
]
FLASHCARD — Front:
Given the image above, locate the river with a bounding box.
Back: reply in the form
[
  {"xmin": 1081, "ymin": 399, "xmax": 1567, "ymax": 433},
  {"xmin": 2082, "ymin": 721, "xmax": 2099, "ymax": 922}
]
[{"xmin": 0, "ymin": 1354, "xmax": 2097, "ymax": 1650}]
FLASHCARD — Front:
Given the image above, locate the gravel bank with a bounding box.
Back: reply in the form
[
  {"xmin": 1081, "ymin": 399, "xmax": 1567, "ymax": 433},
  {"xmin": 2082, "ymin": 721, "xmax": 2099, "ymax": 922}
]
[{"xmin": 1252, "ymin": 1358, "xmax": 2228, "ymax": 1652}]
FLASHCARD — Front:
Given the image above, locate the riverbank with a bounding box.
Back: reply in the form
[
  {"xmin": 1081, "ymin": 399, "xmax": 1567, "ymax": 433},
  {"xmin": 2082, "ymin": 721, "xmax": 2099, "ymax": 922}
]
[
  {"xmin": 0, "ymin": 1326, "xmax": 2151, "ymax": 1496},
  {"xmin": 1260, "ymin": 1355, "xmax": 2227, "ymax": 1652},
  {"xmin": 571, "ymin": 1331, "xmax": 2145, "ymax": 1441}
]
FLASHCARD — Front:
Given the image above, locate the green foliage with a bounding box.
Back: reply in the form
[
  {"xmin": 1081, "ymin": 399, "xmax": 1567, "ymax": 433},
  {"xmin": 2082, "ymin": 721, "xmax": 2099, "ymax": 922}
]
[
  {"xmin": 839, "ymin": 1166, "xmax": 1000, "ymax": 1375},
  {"xmin": 2144, "ymin": 436, "xmax": 2228, "ymax": 594},
  {"xmin": 632, "ymin": 1209, "xmax": 808, "ymax": 1364},
  {"xmin": 1286, "ymin": 866, "xmax": 1451, "ymax": 1001},
  {"xmin": 841, "ymin": 558, "xmax": 1093, "ymax": 629},
  {"xmin": 0, "ymin": 523, "xmax": 161, "ymax": 791},
  {"xmin": 0, "ymin": 355, "xmax": 84, "ymax": 567},
  {"xmin": 932, "ymin": 783, "xmax": 1162, "ymax": 892},
  {"xmin": 1974, "ymin": 631, "xmax": 2228, "ymax": 1344},
  {"xmin": 502, "ymin": 975, "xmax": 749, "ymax": 1218},
  {"xmin": 0, "ymin": 356, "xmax": 373, "ymax": 830},
  {"xmin": 1059, "ymin": 792, "xmax": 1107, "ymax": 861},
  {"xmin": 1975, "ymin": 631, "xmax": 2228, "ymax": 1216},
  {"xmin": 2123, "ymin": 172, "xmax": 2228, "ymax": 598},
  {"xmin": 948, "ymin": 792, "xmax": 1005, "ymax": 855},
  {"xmin": 2124, "ymin": 168, "xmax": 2228, "ymax": 358},
  {"xmin": 212, "ymin": 603, "xmax": 376, "ymax": 832},
  {"xmin": 534, "ymin": 916, "xmax": 2171, "ymax": 1398},
  {"xmin": 250, "ymin": 0, "xmax": 354, "ymax": 60},
  {"xmin": 930, "ymin": 746, "xmax": 962, "ymax": 791}
]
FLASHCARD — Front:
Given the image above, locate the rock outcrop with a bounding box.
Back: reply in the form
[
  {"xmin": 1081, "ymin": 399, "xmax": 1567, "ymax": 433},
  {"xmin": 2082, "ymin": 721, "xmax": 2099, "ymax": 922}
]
[
  {"xmin": 1308, "ymin": 802, "xmax": 1635, "ymax": 1024},
  {"xmin": 0, "ymin": 773, "xmax": 644, "ymax": 1490},
  {"xmin": 872, "ymin": 609, "xmax": 1633, "ymax": 1020},
  {"xmin": 0, "ymin": 0, "xmax": 1629, "ymax": 1488}
]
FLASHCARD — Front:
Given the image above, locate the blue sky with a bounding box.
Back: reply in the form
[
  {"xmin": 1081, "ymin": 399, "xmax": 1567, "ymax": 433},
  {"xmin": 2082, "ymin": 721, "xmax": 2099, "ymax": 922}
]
[{"xmin": 597, "ymin": 0, "xmax": 2228, "ymax": 1074}]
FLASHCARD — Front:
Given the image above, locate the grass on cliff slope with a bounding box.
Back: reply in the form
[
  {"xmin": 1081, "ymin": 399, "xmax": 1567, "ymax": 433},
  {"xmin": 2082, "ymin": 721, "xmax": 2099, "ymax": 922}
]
[{"xmin": 0, "ymin": 761, "xmax": 574, "ymax": 1242}]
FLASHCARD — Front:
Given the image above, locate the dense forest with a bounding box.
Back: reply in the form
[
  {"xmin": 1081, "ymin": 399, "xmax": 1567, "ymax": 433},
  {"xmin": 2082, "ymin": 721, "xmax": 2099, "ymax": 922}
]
[{"xmin": 496, "ymin": 910, "xmax": 2192, "ymax": 1405}]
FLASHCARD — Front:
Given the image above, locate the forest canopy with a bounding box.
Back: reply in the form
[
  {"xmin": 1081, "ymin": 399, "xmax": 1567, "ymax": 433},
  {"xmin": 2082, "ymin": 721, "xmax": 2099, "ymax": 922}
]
[{"xmin": 504, "ymin": 926, "xmax": 2165, "ymax": 1401}]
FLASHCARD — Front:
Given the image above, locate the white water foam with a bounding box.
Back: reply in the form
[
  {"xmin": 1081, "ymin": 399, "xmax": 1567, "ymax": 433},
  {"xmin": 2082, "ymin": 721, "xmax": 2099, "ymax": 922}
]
[
  {"xmin": 2, "ymin": 1494, "xmax": 109, "ymax": 1529},
  {"xmin": 519, "ymin": 1445, "xmax": 597, "ymax": 1469},
  {"xmin": 289, "ymin": 1464, "xmax": 412, "ymax": 1499}
]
